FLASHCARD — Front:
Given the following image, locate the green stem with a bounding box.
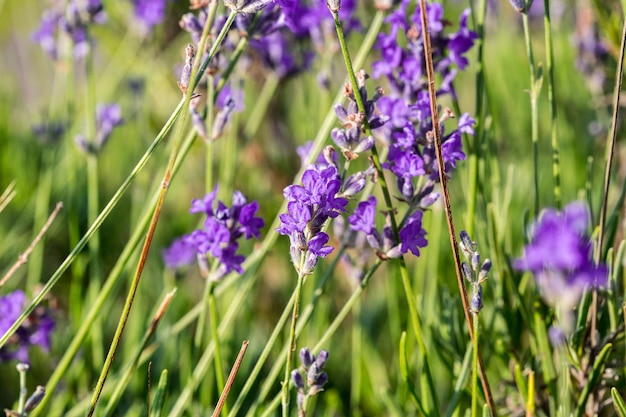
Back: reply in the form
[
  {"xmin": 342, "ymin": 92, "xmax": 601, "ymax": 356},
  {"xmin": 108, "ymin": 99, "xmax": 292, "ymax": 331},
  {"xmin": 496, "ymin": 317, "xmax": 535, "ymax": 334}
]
[
  {"xmin": 466, "ymin": 0, "xmax": 487, "ymax": 237},
  {"xmin": 543, "ymin": 0, "xmax": 561, "ymax": 209},
  {"xmin": 209, "ymin": 282, "xmax": 228, "ymax": 416},
  {"xmin": 521, "ymin": 10, "xmax": 540, "ymax": 217},
  {"xmin": 244, "ymin": 73, "xmax": 280, "ymax": 139},
  {"xmin": 471, "ymin": 311, "xmax": 479, "ymax": 417},
  {"xmin": 282, "ymin": 271, "xmax": 306, "ymax": 417},
  {"xmin": 350, "ymin": 298, "xmax": 362, "ymax": 415},
  {"xmin": 26, "ymin": 151, "xmax": 54, "ymax": 291}
]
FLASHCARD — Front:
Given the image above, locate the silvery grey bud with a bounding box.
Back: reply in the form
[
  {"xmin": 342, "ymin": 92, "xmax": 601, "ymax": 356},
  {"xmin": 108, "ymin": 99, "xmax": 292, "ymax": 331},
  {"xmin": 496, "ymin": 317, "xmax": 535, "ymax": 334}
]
[
  {"xmin": 462, "ymin": 262, "xmax": 473, "ymax": 282},
  {"xmin": 459, "ymin": 230, "xmax": 474, "ymax": 260},
  {"xmin": 326, "ymin": 0, "xmax": 341, "ymax": 13},
  {"xmin": 470, "ymin": 285, "xmax": 483, "ymax": 313},
  {"xmin": 315, "ymin": 350, "xmax": 329, "ymax": 368},
  {"xmin": 24, "ymin": 386, "xmax": 46, "ymax": 412},
  {"xmin": 478, "ymin": 259, "xmax": 492, "ymax": 283},
  {"xmin": 291, "ymin": 369, "xmax": 305, "ymax": 389},
  {"xmin": 471, "ymin": 252, "xmax": 480, "ymax": 272},
  {"xmin": 509, "ymin": 0, "xmax": 529, "ymax": 13},
  {"xmin": 178, "ymin": 44, "xmax": 195, "ymax": 94},
  {"xmin": 299, "ymin": 347, "xmax": 315, "ymax": 368},
  {"xmin": 307, "ymin": 363, "xmax": 320, "ymax": 386}
]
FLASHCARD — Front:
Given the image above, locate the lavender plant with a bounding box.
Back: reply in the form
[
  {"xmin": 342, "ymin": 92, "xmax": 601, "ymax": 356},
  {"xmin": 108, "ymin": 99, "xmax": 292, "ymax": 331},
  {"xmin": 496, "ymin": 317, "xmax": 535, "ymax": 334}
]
[{"xmin": 1, "ymin": 0, "xmax": 625, "ymax": 416}]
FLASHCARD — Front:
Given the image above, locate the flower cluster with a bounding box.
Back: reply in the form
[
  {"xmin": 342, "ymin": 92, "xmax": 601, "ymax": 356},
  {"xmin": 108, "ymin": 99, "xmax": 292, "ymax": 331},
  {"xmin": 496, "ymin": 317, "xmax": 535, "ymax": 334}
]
[
  {"xmin": 75, "ymin": 103, "xmax": 124, "ymax": 154},
  {"xmin": 163, "ymin": 187, "xmax": 264, "ymax": 280},
  {"xmin": 0, "ymin": 290, "xmax": 55, "ymax": 363},
  {"xmin": 32, "ymin": 0, "xmax": 107, "ymax": 60},
  {"xmin": 291, "ymin": 347, "xmax": 329, "ymax": 412},
  {"xmin": 277, "ymin": 165, "xmax": 348, "ymax": 275},
  {"xmin": 515, "ymin": 201, "xmax": 608, "ymax": 335}
]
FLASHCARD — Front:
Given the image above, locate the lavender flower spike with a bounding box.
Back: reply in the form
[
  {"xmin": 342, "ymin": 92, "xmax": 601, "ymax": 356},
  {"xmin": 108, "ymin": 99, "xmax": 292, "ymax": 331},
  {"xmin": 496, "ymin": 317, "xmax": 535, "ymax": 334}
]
[{"xmin": 277, "ymin": 166, "xmax": 348, "ymax": 274}]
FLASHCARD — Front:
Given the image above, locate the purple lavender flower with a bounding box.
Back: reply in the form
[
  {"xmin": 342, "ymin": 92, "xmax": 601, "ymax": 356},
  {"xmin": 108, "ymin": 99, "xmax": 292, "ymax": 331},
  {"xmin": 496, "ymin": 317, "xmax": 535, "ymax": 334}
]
[
  {"xmin": 348, "ymin": 196, "xmax": 377, "ymax": 235},
  {"xmin": 163, "ymin": 187, "xmax": 265, "ymax": 279},
  {"xmin": 0, "ymin": 291, "xmax": 55, "ymax": 363},
  {"xmin": 134, "ymin": 0, "xmax": 168, "ymax": 35},
  {"xmin": 398, "ymin": 211, "xmax": 428, "ymax": 256},
  {"xmin": 277, "ymin": 166, "xmax": 348, "ymax": 274},
  {"xmin": 515, "ymin": 202, "xmax": 607, "ymax": 334},
  {"xmin": 162, "ymin": 237, "xmax": 197, "ymax": 269},
  {"xmin": 32, "ymin": 9, "xmax": 61, "ymax": 60}
]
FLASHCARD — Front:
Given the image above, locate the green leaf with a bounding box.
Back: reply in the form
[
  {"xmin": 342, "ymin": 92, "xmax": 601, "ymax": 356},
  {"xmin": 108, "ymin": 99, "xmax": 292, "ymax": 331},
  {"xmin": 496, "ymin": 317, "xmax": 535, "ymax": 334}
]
[
  {"xmin": 150, "ymin": 370, "xmax": 168, "ymax": 417},
  {"xmin": 611, "ymin": 387, "xmax": 626, "ymax": 417}
]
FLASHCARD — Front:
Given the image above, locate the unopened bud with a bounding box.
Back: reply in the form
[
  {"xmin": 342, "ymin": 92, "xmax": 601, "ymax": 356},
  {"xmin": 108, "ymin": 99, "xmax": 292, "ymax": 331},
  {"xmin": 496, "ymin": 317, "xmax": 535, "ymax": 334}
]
[{"xmin": 326, "ymin": 0, "xmax": 341, "ymax": 13}]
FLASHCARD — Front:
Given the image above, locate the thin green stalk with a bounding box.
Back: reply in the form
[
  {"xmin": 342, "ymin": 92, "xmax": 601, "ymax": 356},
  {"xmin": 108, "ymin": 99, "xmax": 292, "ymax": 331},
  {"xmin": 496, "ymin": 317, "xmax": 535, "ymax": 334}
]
[
  {"xmin": 282, "ymin": 271, "xmax": 306, "ymax": 417},
  {"xmin": 26, "ymin": 151, "xmax": 54, "ymax": 291},
  {"xmin": 416, "ymin": 0, "xmax": 496, "ymax": 413},
  {"xmin": 85, "ymin": 12, "xmax": 238, "ymax": 416},
  {"xmin": 471, "ymin": 312, "xmax": 479, "ymax": 417},
  {"xmin": 209, "ymin": 283, "xmax": 228, "ymax": 416},
  {"xmin": 86, "ymin": 154, "xmax": 104, "ymax": 367},
  {"xmin": 351, "ymin": 298, "xmax": 362, "ymax": 415},
  {"xmin": 17, "ymin": 364, "xmax": 28, "ymax": 414},
  {"xmin": 466, "ymin": 0, "xmax": 487, "ymax": 237},
  {"xmin": 543, "ymin": 0, "xmax": 561, "ymax": 209},
  {"xmin": 521, "ymin": 10, "xmax": 540, "ymax": 217},
  {"xmin": 331, "ymin": 6, "xmax": 440, "ymax": 414},
  {"xmin": 243, "ymin": 73, "xmax": 280, "ymax": 138}
]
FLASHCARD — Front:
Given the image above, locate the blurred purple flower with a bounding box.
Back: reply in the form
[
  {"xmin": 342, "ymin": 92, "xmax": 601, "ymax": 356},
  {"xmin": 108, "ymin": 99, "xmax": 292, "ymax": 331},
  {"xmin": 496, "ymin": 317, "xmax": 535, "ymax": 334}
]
[
  {"xmin": 134, "ymin": 0, "xmax": 168, "ymax": 34},
  {"xmin": 75, "ymin": 103, "xmax": 124, "ymax": 154},
  {"xmin": 32, "ymin": 0, "xmax": 107, "ymax": 60},
  {"xmin": 162, "ymin": 238, "xmax": 196, "ymax": 269},
  {"xmin": 0, "ymin": 291, "xmax": 55, "ymax": 363},
  {"xmin": 515, "ymin": 202, "xmax": 607, "ymax": 334}
]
